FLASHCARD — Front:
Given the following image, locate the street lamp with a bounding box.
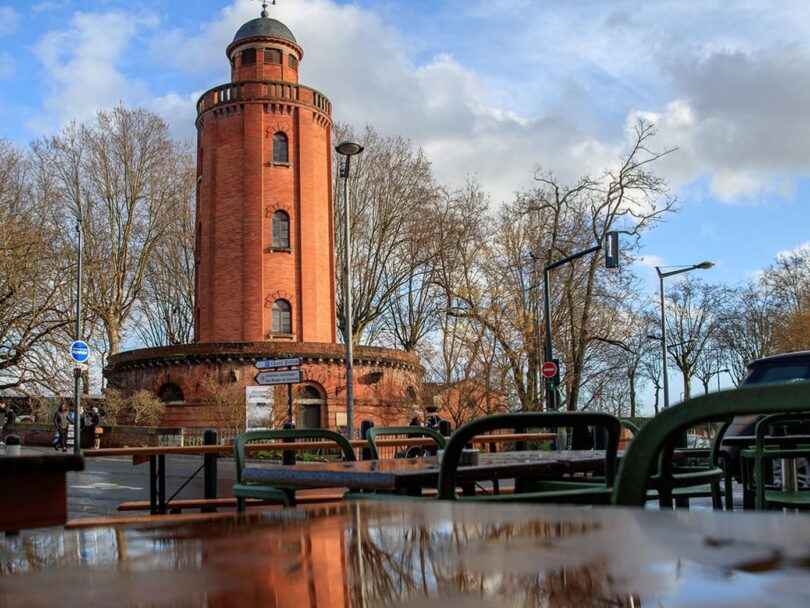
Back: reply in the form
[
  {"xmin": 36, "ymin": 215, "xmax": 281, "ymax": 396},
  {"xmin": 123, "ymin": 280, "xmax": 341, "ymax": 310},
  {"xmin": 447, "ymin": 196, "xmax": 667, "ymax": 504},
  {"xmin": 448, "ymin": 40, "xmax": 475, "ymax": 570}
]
[
  {"xmin": 73, "ymin": 208, "xmax": 83, "ymax": 454},
  {"xmin": 335, "ymin": 140, "xmax": 364, "ymax": 438},
  {"xmin": 656, "ymin": 261, "xmax": 714, "ymax": 408}
]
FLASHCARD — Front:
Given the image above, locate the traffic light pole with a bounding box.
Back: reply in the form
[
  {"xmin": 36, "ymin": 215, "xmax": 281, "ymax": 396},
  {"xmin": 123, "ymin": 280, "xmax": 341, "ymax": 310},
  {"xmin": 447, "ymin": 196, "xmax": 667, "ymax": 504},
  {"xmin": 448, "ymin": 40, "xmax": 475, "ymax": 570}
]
[{"xmin": 542, "ymin": 244, "xmax": 602, "ymax": 411}]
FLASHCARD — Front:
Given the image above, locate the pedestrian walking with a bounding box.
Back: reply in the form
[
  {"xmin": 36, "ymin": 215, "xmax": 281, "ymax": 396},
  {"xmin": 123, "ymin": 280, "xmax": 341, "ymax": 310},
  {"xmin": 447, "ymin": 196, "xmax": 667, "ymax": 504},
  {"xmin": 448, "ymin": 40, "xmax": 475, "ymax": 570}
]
[
  {"xmin": 54, "ymin": 403, "xmax": 70, "ymax": 452},
  {"xmin": 0, "ymin": 402, "xmax": 14, "ymax": 444}
]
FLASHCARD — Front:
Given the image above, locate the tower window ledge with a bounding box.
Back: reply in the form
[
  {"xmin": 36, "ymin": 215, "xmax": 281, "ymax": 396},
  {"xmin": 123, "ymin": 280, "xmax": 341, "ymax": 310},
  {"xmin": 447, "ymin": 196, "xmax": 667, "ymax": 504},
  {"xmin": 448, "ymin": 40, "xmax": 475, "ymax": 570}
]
[
  {"xmin": 266, "ymin": 161, "xmax": 292, "ymax": 168},
  {"xmin": 265, "ymin": 246, "xmax": 294, "ymax": 254},
  {"xmin": 268, "ymin": 332, "xmax": 296, "ymax": 340}
]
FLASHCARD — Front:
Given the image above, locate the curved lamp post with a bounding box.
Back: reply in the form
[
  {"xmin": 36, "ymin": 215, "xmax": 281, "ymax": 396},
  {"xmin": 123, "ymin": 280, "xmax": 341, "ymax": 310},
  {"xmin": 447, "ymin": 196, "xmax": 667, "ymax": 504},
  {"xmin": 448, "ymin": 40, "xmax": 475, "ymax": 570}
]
[
  {"xmin": 656, "ymin": 261, "xmax": 714, "ymax": 408},
  {"xmin": 335, "ymin": 140, "xmax": 364, "ymax": 438}
]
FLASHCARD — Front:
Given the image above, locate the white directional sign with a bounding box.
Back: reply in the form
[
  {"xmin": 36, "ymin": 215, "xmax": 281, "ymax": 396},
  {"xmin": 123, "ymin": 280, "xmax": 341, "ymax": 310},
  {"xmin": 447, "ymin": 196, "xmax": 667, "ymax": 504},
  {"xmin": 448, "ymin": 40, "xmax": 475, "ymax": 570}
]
[
  {"xmin": 255, "ymin": 369, "xmax": 303, "ymax": 385},
  {"xmin": 255, "ymin": 357, "xmax": 303, "ymax": 370}
]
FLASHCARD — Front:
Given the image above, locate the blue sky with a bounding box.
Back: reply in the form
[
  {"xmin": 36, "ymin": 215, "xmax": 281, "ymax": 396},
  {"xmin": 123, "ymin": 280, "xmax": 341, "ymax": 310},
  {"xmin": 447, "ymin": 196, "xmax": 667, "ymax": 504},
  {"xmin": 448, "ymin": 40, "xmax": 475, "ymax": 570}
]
[{"xmin": 0, "ymin": 0, "xmax": 808, "ymax": 289}]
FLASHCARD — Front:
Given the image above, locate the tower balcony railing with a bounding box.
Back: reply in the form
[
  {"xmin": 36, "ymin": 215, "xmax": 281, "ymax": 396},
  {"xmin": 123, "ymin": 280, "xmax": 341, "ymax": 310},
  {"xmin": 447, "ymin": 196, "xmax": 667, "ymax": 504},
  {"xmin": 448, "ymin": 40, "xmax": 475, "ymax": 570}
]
[{"xmin": 196, "ymin": 80, "xmax": 332, "ymax": 117}]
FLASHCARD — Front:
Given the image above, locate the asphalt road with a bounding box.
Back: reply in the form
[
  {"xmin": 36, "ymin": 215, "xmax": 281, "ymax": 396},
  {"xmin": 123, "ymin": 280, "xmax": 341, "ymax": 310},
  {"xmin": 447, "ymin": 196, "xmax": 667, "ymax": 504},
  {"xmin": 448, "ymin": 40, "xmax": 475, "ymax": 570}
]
[{"xmin": 22, "ymin": 446, "xmax": 239, "ymax": 519}]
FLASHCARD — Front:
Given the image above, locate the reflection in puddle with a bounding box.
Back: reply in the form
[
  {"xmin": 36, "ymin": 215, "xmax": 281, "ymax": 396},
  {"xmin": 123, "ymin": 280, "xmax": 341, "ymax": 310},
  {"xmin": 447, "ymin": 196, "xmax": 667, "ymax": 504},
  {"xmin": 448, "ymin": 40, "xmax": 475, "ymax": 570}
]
[{"xmin": 2, "ymin": 503, "xmax": 810, "ymax": 607}]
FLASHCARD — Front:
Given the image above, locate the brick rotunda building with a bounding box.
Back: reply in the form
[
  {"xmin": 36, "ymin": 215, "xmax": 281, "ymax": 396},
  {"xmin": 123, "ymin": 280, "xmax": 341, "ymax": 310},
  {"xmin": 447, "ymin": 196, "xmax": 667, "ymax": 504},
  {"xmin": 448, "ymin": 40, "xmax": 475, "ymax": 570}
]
[{"xmin": 105, "ymin": 8, "xmax": 422, "ymax": 431}]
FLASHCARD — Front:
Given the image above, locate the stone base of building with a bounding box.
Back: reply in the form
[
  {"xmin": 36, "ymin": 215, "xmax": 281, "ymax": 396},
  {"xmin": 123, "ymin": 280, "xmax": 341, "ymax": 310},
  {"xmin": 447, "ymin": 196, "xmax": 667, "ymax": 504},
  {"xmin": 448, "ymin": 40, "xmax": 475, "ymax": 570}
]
[{"xmin": 105, "ymin": 342, "xmax": 423, "ymax": 433}]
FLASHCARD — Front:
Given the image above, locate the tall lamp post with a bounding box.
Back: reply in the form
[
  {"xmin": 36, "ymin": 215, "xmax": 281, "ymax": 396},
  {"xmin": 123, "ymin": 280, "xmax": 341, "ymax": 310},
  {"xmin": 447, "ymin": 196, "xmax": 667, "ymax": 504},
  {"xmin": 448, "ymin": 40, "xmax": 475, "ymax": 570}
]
[
  {"xmin": 335, "ymin": 140, "xmax": 364, "ymax": 438},
  {"xmin": 73, "ymin": 208, "xmax": 83, "ymax": 455},
  {"xmin": 656, "ymin": 261, "xmax": 714, "ymax": 408}
]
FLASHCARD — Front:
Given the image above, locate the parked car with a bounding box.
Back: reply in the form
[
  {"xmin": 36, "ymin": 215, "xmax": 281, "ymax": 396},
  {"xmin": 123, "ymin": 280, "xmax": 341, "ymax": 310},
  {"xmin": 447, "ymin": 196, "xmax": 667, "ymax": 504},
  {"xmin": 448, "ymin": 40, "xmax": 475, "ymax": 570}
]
[{"xmin": 722, "ymin": 350, "xmax": 810, "ymax": 481}]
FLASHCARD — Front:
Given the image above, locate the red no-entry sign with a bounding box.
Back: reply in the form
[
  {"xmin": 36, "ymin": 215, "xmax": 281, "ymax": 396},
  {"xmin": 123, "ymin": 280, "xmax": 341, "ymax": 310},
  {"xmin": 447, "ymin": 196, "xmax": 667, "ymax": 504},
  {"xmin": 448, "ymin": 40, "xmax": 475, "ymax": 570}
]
[{"xmin": 541, "ymin": 361, "xmax": 558, "ymax": 379}]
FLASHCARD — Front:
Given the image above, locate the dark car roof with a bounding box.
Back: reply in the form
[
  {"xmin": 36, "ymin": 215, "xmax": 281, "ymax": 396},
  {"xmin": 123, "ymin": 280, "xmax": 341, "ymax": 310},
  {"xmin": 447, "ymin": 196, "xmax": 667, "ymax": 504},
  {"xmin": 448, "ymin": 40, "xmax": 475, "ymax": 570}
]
[{"xmin": 748, "ymin": 351, "xmax": 810, "ymax": 368}]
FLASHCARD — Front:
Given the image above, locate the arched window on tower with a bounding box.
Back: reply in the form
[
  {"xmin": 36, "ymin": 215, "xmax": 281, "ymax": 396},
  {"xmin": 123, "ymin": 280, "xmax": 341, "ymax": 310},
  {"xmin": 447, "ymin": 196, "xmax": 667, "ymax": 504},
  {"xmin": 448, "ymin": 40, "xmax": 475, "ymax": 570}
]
[
  {"xmin": 272, "ymin": 211, "xmax": 290, "ymax": 248},
  {"xmin": 273, "ymin": 132, "xmax": 288, "ymax": 163},
  {"xmin": 272, "ymin": 300, "xmax": 292, "ymax": 334}
]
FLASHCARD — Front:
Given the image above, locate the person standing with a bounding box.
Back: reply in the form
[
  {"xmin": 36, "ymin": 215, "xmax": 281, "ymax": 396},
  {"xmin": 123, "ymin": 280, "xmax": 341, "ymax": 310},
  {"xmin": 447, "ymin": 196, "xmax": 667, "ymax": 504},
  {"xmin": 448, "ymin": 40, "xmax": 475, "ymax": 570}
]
[
  {"xmin": 0, "ymin": 402, "xmax": 14, "ymax": 443},
  {"xmin": 90, "ymin": 407, "xmax": 102, "ymax": 450},
  {"xmin": 54, "ymin": 404, "xmax": 70, "ymax": 452}
]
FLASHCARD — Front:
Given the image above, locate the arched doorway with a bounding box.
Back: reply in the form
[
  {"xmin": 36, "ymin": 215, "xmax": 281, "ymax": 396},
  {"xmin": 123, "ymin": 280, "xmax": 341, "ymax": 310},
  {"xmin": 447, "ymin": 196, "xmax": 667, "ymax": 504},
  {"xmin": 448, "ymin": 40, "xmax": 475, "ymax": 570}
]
[
  {"xmin": 158, "ymin": 383, "xmax": 185, "ymax": 403},
  {"xmin": 295, "ymin": 384, "xmax": 325, "ymax": 429}
]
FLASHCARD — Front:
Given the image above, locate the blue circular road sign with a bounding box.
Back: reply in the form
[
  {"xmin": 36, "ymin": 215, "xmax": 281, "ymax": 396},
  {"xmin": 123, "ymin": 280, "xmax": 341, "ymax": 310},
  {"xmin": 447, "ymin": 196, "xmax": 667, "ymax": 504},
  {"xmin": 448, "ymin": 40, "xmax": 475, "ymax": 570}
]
[{"xmin": 70, "ymin": 340, "xmax": 90, "ymax": 363}]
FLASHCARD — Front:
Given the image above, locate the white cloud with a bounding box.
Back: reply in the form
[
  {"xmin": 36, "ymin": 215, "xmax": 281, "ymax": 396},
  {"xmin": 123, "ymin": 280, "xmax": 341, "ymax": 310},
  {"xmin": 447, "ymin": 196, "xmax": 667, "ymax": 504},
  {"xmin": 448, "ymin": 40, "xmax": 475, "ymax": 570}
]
[
  {"xmin": 29, "ymin": 11, "xmax": 157, "ymax": 134},
  {"xmin": 31, "ymin": 0, "xmax": 810, "ymax": 209},
  {"xmin": 776, "ymin": 241, "xmax": 810, "ymax": 261},
  {"xmin": 0, "ymin": 6, "xmax": 19, "ymax": 36}
]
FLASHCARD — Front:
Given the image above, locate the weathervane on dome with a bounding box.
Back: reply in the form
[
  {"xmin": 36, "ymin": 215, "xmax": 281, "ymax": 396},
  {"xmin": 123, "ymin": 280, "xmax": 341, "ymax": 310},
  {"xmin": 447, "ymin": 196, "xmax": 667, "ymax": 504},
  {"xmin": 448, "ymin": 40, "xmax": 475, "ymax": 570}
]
[{"xmin": 254, "ymin": 0, "xmax": 276, "ymax": 18}]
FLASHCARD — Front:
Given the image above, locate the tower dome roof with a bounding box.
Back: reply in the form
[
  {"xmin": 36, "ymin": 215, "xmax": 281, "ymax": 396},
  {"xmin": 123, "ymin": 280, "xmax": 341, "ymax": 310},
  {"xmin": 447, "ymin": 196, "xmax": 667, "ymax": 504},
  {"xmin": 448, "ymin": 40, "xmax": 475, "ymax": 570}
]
[{"xmin": 233, "ymin": 17, "xmax": 296, "ymax": 44}]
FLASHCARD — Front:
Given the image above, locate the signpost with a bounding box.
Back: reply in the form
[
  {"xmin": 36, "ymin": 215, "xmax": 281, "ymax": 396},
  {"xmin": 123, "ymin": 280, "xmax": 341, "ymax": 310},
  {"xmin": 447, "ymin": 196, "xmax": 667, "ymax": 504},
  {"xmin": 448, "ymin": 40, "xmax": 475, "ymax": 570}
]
[
  {"xmin": 70, "ymin": 340, "xmax": 90, "ymax": 364},
  {"xmin": 541, "ymin": 361, "xmax": 558, "ymax": 379},
  {"xmin": 255, "ymin": 357, "xmax": 303, "ymax": 370},
  {"xmin": 254, "ymin": 369, "xmax": 303, "ymax": 385},
  {"xmin": 69, "ymin": 340, "xmax": 89, "ymax": 453},
  {"xmin": 254, "ymin": 359, "xmax": 303, "ymax": 425}
]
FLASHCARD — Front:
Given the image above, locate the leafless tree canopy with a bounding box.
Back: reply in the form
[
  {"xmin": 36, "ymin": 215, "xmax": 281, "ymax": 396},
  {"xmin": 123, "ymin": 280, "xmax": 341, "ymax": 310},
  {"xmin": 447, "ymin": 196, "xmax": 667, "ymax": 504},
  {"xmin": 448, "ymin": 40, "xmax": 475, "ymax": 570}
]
[
  {"xmin": 32, "ymin": 105, "xmax": 195, "ymax": 357},
  {"xmin": 0, "ymin": 139, "xmax": 74, "ymax": 392}
]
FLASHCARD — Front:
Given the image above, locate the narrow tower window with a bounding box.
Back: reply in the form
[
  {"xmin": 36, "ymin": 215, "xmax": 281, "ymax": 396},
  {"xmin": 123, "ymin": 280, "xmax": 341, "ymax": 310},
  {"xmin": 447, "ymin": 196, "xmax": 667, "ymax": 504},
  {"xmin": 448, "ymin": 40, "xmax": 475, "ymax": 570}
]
[
  {"xmin": 272, "ymin": 300, "xmax": 292, "ymax": 334},
  {"xmin": 273, "ymin": 132, "xmax": 289, "ymax": 163},
  {"xmin": 288, "ymin": 54, "xmax": 298, "ymax": 70},
  {"xmin": 265, "ymin": 48, "xmax": 282, "ymax": 64},
  {"xmin": 242, "ymin": 48, "xmax": 256, "ymax": 65},
  {"xmin": 272, "ymin": 211, "xmax": 290, "ymax": 248}
]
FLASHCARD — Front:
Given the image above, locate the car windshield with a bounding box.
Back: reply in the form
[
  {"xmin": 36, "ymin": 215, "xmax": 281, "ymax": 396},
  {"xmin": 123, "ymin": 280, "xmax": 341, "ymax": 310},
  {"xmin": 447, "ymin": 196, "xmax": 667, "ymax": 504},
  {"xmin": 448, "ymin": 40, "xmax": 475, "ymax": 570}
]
[{"xmin": 744, "ymin": 363, "xmax": 810, "ymax": 385}]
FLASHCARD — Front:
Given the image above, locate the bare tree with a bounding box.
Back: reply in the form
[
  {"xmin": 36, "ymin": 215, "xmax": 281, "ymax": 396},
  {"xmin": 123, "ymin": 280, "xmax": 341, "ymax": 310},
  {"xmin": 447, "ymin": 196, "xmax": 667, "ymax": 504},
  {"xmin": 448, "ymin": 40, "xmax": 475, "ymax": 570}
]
[
  {"xmin": 0, "ymin": 139, "xmax": 74, "ymax": 392},
  {"xmin": 132, "ymin": 193, "xmax": 195, "ymax": 347},
  {"xmin": 32, "ymin": 106, "xmax": 194, "ymax": 356},
  {"xmin": 333, "ymin": 124, "xmax": 437, "ymax": 347},
  {"xmin": 445, "ymin": 120, "xmax": 675, "ymax": 411},
  {"xmin": 664, "ymin": 277, "xmax": 726, "ymax": 401}
]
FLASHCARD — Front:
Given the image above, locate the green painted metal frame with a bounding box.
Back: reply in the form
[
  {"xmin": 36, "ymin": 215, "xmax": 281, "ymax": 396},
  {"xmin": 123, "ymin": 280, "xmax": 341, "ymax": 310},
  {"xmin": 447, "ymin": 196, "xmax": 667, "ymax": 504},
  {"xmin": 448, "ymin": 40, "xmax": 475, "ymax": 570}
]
[
  {"xmin": 613, "ymin": 383, "xmax": 810, "ymax": 506},
  {"xmin": 750, "ymin": 413, "xmax": 810, "ymax": 510},
  {"xmin": 365, "ymin": 426, "xmax": 447, "ymax": 460},
  {"xmin": 437, "ymin": 412, "xmax": 620, "ymax": 502},
  {"xmin": 233, "ymin": 429, "xmax": 356, "ymax": 511}
]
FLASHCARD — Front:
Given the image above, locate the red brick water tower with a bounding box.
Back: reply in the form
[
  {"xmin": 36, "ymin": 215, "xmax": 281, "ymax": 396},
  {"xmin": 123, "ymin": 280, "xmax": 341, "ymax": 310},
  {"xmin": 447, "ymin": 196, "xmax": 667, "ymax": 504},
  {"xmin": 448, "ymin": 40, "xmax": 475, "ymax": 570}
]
[{"xmin": 106, "ymin": 8, "xmax": 422, "ymax": 431}]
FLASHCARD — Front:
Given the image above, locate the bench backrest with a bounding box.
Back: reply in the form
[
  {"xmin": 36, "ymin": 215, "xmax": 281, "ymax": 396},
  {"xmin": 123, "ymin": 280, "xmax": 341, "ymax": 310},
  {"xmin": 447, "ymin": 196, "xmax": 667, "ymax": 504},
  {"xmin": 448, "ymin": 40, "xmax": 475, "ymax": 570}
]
[
  {"xmin": 437, "ymin": 411, "xmax": 621, "ymax": 500},
  {"xmin": 613, "ymin": 382, "xmax": 810, "ymax": 506},
  {"xmin": 233, "ymin": 429, "xmax": 356, "ymax": 482},
  {"xmin": 365, "ymin": 426, "xmax": 447, "ymax": 460}
]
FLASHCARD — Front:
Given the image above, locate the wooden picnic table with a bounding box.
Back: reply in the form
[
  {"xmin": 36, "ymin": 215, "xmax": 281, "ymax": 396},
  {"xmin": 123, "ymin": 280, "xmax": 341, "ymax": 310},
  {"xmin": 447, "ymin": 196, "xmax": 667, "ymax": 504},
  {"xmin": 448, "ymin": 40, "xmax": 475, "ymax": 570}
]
[
  {"xmin": 4, "ymin": 500, "xmax": 810, "ymax": 606},
  {"xmin": 0, "ymin": 454, "xmax": 84, "ymax": 532},
  {"xmin": 241, "ymin": 450, "xmax": 607, "ymax": 501},
  {"xmin": 82, "ymin": 432, "xmax": 556, "ymax": 514}
]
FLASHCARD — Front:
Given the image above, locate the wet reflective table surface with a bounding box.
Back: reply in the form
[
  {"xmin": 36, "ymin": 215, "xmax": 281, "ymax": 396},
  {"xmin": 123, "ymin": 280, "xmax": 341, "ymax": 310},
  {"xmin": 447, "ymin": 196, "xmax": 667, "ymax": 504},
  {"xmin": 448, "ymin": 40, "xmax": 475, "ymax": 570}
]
[
  {"xmin": 2, "ymin": 500, "xmax": 810, "ymax": 607},
  {"xmin": 242, "ymin": 451, "xmax": 608, "ymax": 493}
]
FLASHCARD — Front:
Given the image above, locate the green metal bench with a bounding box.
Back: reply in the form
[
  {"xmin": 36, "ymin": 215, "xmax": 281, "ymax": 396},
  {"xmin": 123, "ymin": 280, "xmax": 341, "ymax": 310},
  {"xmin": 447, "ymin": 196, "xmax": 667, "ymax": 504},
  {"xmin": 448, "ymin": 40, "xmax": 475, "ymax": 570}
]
[
  {"xmin": 613, "ymin": 383, "xmax": 810, "ymax": 507},
  {"xmin": 438, "ymin": 412, "xmax": 620, "ymax": 505},
  {"xmin": 233, "ymin": 429, "xmax": 355, "ymax": 511},
  {"xmin": 366, "ymin": 425, "xmax": 447, "ymax": 460}
]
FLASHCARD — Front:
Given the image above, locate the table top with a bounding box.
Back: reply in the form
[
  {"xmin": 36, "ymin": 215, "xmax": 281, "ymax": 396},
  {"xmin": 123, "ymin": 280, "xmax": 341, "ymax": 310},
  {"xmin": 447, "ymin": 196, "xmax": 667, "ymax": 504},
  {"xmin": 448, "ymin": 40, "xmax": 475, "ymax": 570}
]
[
  {"xmin": 3, "ymin": 501, "xmax": 810, "ymax": 607},
  {"xmin": 0, "ymin": 454, "xmax": 84, "ymax": 474},
  {"xmin": 83, "ymin": 432, "xmax": 557, "ymax": 459},
  {"xmin": 723, "ymin": 435, "xmax": 810, "ymax": 447},
  {"xmin": 242, "ymin": 450, "xmax": 607, "ymax": 491}
]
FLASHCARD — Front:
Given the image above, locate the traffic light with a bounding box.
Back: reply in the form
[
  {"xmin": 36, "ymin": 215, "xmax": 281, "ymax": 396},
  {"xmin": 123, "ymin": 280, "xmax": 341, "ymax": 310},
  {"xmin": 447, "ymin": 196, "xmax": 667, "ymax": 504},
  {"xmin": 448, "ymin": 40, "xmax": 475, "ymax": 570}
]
[{"xmin": 605, "ymin": 231, "xmax": 619, "ymax": 268}]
